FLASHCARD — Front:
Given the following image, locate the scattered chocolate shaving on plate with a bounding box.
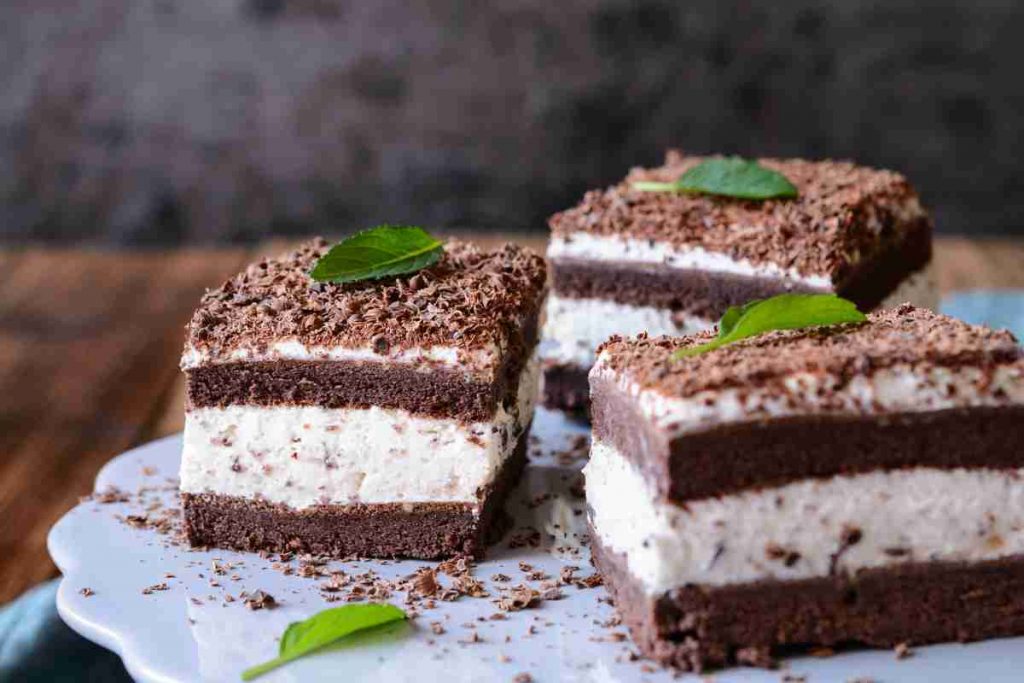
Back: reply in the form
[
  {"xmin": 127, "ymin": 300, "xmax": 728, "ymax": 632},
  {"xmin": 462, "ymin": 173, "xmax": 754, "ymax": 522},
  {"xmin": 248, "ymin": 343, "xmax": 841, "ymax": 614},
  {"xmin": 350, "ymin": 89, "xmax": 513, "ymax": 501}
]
[
  {"xmin": 243, "ymin": 590, "xmax": 276, "ymax": 610},
  {"xmin": 495, "ymin": 585, "xmax": 541, "ymax": 612}
]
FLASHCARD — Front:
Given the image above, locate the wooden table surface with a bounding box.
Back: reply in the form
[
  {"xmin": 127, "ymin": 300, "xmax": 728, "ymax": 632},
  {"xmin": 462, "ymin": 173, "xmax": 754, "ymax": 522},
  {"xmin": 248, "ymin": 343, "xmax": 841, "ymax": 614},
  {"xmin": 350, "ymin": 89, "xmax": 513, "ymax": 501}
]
[{"xmin": 1, "ymin": 235, "xmax": 1023, "ymax": 605}]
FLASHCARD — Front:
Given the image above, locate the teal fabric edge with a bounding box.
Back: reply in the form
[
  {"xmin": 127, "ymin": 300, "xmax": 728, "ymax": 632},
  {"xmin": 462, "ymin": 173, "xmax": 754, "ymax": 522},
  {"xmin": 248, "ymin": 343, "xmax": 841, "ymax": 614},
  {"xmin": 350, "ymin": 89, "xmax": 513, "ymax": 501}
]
[{"xmin": 0, "ymin": 580, "xmax": 130, "ymax": 682}]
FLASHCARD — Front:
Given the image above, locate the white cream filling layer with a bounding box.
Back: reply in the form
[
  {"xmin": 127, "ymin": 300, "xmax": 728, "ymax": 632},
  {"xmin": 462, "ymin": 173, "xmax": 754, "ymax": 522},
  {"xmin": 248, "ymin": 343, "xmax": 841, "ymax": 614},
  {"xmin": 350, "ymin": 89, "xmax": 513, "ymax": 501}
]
[
  {"xmin": 539, "ymin": 295, "xmax": 714, "ymax": 367},
  {"xmin": 180, "ymin": 352, "xmax": 540, "ymax": 509},
  {"xmin": 593, "ymin": 359, "xmax": 1024, "ymax": 439},
  {"xmin": 181, "ymin": 340, "xmax": 501, "ymax": 374},
  {"xmin": 548, "ymin": 233, "xmax": 833, "ymax": 289},
  {"xmin": 586, "ymin": 439, "xmax": 1024, "ymax": 594}
]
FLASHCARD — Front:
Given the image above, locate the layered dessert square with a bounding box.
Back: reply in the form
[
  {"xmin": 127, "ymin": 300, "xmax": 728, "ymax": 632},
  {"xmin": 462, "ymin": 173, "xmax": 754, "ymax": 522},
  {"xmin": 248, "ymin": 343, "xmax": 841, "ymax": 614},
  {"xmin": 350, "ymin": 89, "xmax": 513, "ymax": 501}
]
[
  {"xmin": 542, "ymin": 150, "xmax": 935, "ymax": 411},
  {"xmin": 180, "ymin": 238, "xmax": 547, "ymax": 559},
  {"xmin": 586, "ymin": 305, "xmax": 1024, "ymax": 670}
]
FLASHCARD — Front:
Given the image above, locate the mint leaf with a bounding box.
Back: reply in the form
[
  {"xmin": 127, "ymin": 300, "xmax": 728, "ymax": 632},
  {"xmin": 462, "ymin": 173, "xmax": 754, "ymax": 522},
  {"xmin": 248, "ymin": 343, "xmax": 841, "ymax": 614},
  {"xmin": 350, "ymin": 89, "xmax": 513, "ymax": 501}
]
[
  {"xmin": 673, "ymin": 294, "xmax": 865, "ymax": 359},
  {"xmin": 241, "ymin": 603, "xmax": 406, "ymax": 680},
  {"xmin": 310, "ymin": 225, "xmax": 443, "ymax": 283},
  {"xmin": 633, "ymin": 157, "xmax": 798, "ymax": 200},
  {"xmin": 716, "ymin": 299, "xmax": 757, "ymax": 338}
]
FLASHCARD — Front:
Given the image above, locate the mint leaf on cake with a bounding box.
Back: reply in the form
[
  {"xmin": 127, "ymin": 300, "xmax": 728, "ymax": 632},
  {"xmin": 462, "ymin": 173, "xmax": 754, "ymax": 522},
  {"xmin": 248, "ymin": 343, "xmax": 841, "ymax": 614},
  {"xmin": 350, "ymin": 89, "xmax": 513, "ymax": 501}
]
[
  {"xmin": 310, "ymin": 225, "xmax": 444, "ymax": 283},
  {"xmin": 632, "ymin": 156, "xmax": 798, "ymax": 199},
  {"xmin": 242, "ymin": 603, "xmax": 407, "ymax": 680},
  {"xmin": 673, "ymin": 293, "xmax": 866, "ymax": 359}
]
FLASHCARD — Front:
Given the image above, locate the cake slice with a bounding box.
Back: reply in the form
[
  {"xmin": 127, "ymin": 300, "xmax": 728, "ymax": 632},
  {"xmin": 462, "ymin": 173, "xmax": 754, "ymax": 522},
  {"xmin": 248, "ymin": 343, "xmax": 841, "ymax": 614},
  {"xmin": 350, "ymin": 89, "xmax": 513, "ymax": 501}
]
[
  {"xmin": 180, "ymin": 237, "xmax": 547, "ymax": 559},
  {"xmin": 542, "ymin": 150, "xmax": 935, "ymax": 412},
  {"xmin": 586, "ymin": 304, "xmax": 1024, "ymax": 670}
]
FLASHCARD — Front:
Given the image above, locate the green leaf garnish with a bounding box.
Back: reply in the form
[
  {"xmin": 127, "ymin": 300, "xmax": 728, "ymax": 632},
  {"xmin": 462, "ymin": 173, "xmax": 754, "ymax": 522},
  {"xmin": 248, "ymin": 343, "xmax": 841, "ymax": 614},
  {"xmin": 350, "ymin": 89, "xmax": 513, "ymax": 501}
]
[
  {"xmin": 673, "ymin": 293, "xmax": 866, "ymax": 359},
  {"xmin": 310, "ymin": 225, "xmax": 443, "ymax": 283},
  {"xmin": 241, "ymin": 603, "xmax": 406, "ymax": 680},
  {"xmin": 633, "ymin": 157, "xmax": 798, "ymax": 200}
]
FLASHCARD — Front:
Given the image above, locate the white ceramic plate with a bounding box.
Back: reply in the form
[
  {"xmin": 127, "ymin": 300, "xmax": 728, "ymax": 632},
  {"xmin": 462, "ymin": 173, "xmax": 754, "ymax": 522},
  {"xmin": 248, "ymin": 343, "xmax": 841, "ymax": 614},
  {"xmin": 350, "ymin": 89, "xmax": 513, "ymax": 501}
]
[{"xmin": 49, "ymin": 408, "xmax": 1024, "ymax": 682}]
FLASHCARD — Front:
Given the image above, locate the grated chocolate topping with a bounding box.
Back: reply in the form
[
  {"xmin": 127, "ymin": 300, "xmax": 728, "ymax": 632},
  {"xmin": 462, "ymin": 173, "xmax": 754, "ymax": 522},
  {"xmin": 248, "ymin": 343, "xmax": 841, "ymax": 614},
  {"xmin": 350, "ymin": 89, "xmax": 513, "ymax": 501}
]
[
  {"xmin": 595, "ymin": 304, "xmax": 1023, "ymax": 399},
  {"xmin": 549, "ymin": 150, "xmax": 929, "ymax": 282},
  {"xmin": 185, "ymin": 238, "xmax": 547, "ymax": 362}
]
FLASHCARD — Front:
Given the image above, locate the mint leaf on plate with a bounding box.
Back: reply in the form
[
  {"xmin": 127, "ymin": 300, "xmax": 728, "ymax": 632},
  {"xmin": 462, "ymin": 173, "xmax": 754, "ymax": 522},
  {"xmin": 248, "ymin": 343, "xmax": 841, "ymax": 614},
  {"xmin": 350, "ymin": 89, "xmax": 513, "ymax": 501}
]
[
  {"xmin": 310, "ymin": 225, "xmax": 443, "ymax": 283},
  {"xmin": 633, "ymin": 157, "xmax": 798, "ymax": 200},
  {"xmin": 241, "ymin": 603, "xmax": 407, "ymax": 680},
  {"xmin": 673, "ymin": 293, "xmax": 865, "ymax": 359}
]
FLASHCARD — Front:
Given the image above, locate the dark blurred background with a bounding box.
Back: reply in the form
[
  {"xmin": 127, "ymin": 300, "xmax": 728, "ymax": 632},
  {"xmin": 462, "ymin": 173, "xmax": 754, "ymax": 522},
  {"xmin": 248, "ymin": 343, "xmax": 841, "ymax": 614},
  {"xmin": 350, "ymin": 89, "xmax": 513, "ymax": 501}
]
[{"xmin": 1, "ymin": 0, "xmax": 1022, "ymax": 244}]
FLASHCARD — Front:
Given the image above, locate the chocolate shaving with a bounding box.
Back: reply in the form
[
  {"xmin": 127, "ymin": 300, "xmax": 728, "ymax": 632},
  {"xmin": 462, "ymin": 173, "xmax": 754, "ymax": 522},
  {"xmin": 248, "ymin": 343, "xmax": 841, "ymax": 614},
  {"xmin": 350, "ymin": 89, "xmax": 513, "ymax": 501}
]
[
  {"xmin": 495, "ymin": 585, "xmax": 541, "ymax": 612},
  {"xmin": 93, "ymin": 487, "xmax": 131, "ymax": 504},
  {"xmin": 243, "ymin": 590, "xmax": 277, "ymax": 610},
  {"xmin": 765, "ymin": 543, "xmax": 802, "ymax": 568},
  {"xmin": 411, "ymin": 568, "xmax": 439, "ymax": 597},
  {"xmin": 453, "ymin": 575, "xmax": 489, "ymax": 598},
  {"xmin": 829, "ymin": 525, "xmax": 863, "ymax": 575}
]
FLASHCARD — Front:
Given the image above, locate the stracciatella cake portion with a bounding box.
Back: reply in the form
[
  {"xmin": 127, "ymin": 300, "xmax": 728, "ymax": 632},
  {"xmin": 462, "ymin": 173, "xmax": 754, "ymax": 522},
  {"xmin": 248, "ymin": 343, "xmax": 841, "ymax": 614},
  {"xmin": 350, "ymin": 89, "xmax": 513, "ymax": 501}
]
[
  {"xmin": 585, "ymin": 304, "xmax": 1024, "ymax": 670},
  {"xmin": 179, "ymin": 237, "xmax": 548, "ymax": 559},
  {"xmin": 541, "ymin": 150, "xmax": 935, "ymax": 413},
  {"xmin": 587, "ymin": 306, "xmax": 1024, "ymax": 592}
]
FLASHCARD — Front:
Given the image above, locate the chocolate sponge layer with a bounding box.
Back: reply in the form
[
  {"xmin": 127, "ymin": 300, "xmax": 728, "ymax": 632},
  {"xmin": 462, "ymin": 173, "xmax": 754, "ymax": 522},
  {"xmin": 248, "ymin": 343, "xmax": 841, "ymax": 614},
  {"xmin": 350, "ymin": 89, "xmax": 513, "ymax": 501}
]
[{"xmin": 188, "ymin": 360, "xmax": 504, "ymax": 422}]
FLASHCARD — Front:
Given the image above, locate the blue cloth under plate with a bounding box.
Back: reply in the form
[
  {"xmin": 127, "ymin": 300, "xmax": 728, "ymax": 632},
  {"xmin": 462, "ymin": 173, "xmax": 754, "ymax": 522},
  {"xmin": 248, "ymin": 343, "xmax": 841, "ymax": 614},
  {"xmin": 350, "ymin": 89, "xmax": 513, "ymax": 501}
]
[
  {"xmin": 1, "ymin": 291, "xmax": 1022, "ymax": 682},
  {"xmin": 939, "ymin": 290, "xmax": 1024, "ymax": 339},
  {"xmin": 0, "ymin": 580, "xmax": 130, "ymax": 682}
]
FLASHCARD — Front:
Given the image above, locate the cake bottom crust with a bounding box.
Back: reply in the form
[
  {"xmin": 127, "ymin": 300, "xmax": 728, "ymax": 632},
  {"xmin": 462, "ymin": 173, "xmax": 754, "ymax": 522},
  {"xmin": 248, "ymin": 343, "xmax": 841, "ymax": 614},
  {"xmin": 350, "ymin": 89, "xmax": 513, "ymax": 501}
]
[
  {"xmin": 591, "ymin": 529, "xmax": 1024, "ymax": 672},
  {"xmin": 542, "ymin": 364, "xmax": 590, "ymax": 415},
  {"xmin": 182, "ymin": 427, "xmax": 529, "ymax": 559}
]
